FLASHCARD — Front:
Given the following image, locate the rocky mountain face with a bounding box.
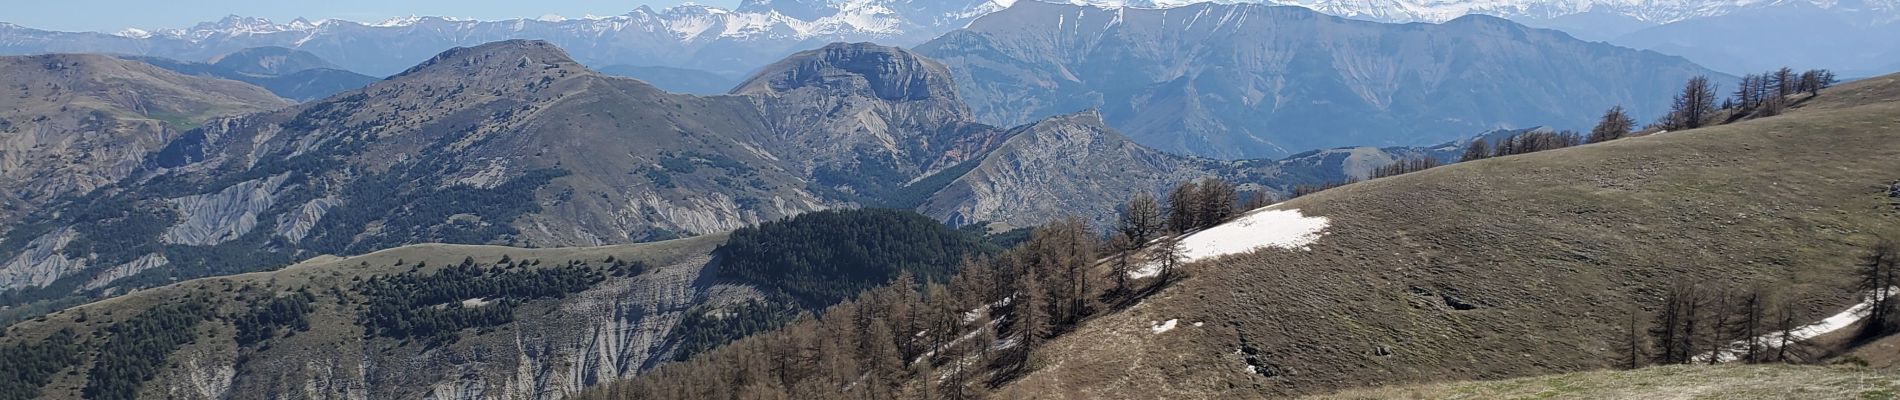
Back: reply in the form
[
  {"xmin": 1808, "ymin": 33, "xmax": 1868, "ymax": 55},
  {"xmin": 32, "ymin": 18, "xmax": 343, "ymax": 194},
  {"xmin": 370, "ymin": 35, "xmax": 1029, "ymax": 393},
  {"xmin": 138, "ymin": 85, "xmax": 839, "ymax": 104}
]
[
  {"xmin": 124, "ymin": 47, "xmax": 380, "ymax": 102},
  {"xmin": 0, "ymin": 54, "xmax": 287, "ymax": 225},
  {"xmin": 915, "ymin": 1, "xmax": 1725, "ymax": 159},
  {"xmin": 733, "ymin": 42, "xmax": 1008, "ymax": 204},
  {"xmin": 0, "ymin": 0, "xmax": 1006, "ymax": 77}
]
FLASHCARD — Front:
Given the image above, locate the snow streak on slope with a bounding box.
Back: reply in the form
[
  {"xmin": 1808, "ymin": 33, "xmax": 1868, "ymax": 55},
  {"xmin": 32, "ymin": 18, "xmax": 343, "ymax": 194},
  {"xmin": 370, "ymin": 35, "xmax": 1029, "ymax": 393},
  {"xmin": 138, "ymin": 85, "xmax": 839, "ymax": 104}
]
[
  {"xmin": 1129, "ymin": 205, "xmax": 1330, "ymax": 279},
  {"xmin": 1697, "ymin": 287, "xmax": 1898, "ymax": 363}
]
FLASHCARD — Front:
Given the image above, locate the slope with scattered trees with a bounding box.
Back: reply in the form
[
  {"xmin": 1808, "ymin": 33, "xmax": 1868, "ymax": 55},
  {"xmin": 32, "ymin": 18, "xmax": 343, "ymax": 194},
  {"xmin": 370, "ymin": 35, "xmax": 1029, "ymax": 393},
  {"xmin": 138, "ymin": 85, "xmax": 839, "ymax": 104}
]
[{"xmin": 979, "ymin": 71, "xmax": 1900, "ymax": 398}]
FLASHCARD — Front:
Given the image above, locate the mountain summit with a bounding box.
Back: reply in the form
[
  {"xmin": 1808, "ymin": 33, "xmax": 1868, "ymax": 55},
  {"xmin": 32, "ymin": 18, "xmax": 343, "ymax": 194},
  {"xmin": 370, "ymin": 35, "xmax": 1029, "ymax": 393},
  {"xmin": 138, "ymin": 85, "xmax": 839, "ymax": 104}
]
[{"xmin": 735, "ymin": 42, "xmax": 962, "ymax": 105}]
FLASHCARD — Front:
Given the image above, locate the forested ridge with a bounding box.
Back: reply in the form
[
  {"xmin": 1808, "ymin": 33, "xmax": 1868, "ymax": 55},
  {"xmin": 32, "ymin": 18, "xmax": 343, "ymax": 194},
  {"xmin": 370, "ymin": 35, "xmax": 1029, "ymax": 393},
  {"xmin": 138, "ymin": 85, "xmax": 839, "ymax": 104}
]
[
  {"xmin": 354, "ymin": 257, "xmax": 607, "ymax": 346},
  {"xmin": 715, "ymin": 209, "xmax": 997, "ymax": 307}
]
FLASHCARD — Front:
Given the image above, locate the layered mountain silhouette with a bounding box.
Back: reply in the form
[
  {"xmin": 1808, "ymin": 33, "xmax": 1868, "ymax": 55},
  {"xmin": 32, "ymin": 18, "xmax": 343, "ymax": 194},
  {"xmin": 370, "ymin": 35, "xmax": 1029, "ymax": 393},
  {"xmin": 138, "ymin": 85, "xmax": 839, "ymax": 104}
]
[{"xmin": 123, "ymin": 47, "xmax": 379, "ymax": 101}]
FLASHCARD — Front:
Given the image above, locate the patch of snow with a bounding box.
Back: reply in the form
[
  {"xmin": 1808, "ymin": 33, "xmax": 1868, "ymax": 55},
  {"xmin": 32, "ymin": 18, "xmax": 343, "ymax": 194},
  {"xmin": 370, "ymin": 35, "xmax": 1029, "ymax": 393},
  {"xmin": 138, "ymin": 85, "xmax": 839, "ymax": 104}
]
[
  {"xmin": 1150, "ymin": 319, "xmax": 1178, "ymax": 334},
  {"xmin": 461, "ymin": 297, "xmax": 492, "ymax": 307},
  {"xmin": 1193, "ymin": 321, "xmax": 1204, "ymax": 327},
  {"xmin": 115, "ymin": 28, "xmax": 153, "ymax": 38},
  {"xmin": 1129, "ymin": 205, "xmax": 1330, "ymax": 279},
  {"xmin": 1698, "ymin": 287, "xmax": 1898, "ymax": 363},
  {"xmin": 962, "ymin": 307, "xmax": 984, "ymax": 323},
  {"xmin": 370, "ymin": 15, "xmax": 425, "ymax": 27}
]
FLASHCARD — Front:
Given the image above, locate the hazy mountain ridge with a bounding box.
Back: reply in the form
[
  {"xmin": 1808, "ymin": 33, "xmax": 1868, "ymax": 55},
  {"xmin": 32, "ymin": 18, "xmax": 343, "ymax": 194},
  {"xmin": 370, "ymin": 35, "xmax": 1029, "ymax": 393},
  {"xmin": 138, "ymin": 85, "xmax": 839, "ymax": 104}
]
[
  {"xmin": 917, "ymin": 2, "xmax": 1725, "ymax": 158},
  {"xmin": 120, "ymin": 47, "xmax": 379, "ymax": 102},
  {"xmin": 0, "ymin": 0, "xmax": 1007, "ymax": 76}
]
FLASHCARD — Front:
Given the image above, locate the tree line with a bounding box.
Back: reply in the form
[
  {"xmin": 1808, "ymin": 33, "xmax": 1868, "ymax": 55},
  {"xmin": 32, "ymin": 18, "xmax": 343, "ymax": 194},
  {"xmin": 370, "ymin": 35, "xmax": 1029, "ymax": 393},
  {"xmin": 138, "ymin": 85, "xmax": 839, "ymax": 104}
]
[
  {"xmin": 83, "ymin": 297, "xmax": 215, "ymax": 400},
  {"xmin": 353, "ymin": 257, "xmax": 605, "ymax": 347},
  {"xmin": 1306, "ymin": 66, "xmax": 1839, "ymax": 200},
  {"xmin": 1627, "ymin": 282, "xmax": 1808, "ymax": 367},
  {"xmin": 0, "ymin": 329, "xmax": 79, "ymax": 400},
  {"xmin": 714, "ymin": 209, "xmax": 998, "ymax": 308},
  {"xmin": 1627, "ymin": 238, "xmax": 1899, "ymax": 368},
  {"xmin": 233, "ymin": 290, "xmax": 316, "ymax": 347},
  {"xmin": 1660, "ymin": 67, "xmax": 1836, "ymax": 131}
]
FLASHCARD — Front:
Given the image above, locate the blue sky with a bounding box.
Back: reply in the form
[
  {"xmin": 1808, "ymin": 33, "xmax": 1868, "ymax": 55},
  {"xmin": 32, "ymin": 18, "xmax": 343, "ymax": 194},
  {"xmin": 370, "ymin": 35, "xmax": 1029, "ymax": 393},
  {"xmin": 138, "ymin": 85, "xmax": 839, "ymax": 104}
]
[{"xmin": 7, "ymin": 0, "xmax": 742, "ymax": 33}]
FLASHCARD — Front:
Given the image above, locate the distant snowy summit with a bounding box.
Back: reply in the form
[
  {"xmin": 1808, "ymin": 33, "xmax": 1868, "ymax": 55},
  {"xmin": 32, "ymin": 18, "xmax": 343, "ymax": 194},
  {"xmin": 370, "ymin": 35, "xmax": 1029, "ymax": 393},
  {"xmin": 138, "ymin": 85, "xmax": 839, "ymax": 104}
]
[
  {"xmin": 95, "ymin": 0, "xmax": 1900, "ymax": 43},
  {"xmin": 6, "ymin": 0, "xmax": 1896, "ymax": 77},
  {"xmin": 102, "ymin": 0, "xmax": 1011, "ymax": 43},
  {"xmin": 1203, "ymin": 0, "xmax": 1900, "ymax": 25}
]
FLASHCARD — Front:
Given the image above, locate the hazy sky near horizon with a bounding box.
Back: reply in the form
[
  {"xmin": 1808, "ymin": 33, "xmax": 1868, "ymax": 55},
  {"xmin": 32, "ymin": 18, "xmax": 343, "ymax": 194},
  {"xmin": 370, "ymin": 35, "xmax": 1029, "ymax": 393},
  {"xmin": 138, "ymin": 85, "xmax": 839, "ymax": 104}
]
[{"xmin": 7, "ymin": 0, "xmax": 744, "ymax": 33}]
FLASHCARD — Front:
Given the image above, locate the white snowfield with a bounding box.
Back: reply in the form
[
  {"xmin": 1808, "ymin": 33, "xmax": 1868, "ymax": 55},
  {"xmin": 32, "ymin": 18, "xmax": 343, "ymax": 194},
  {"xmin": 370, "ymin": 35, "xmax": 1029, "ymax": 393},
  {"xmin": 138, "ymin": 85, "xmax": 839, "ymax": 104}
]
[
  {"xmin": 1150, "ymin": 319, "xmax": 1179, "ymax": 334},
  {"xmin": 1697, "ymin": 287, "xmax": 1898, "ymax": 363},
  {"xmin": 1129, "ymin": 205, "xmax": 1330, "ymax": 279}
]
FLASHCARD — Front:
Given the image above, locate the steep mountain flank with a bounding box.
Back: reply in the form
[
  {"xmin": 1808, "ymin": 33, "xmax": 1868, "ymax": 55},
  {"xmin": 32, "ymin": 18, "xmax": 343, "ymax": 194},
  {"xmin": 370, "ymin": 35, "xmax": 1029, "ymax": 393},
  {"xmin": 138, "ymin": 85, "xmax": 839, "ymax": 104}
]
[
  {"xmin": 988, "ymin": 73, "xmax": 1900, "ymax": 398},
  {"xmin": 0, "ymin": 54, "xmax": 287, "ymax": 222},
  {"xmin": 916, "ymin": 2, "xmax": 1725, "ymax": 159}
]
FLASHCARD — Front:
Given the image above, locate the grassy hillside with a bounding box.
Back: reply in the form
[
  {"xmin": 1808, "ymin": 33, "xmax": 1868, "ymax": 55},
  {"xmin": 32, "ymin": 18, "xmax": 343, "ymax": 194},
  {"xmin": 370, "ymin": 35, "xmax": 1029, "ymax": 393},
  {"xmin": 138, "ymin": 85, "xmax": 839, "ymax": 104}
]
[
  {"xmin": 1308, "ymin": 364, "xmax": 1900, "ymax": 399},
  {"xmin": 991, "ymin": 74, "xmax": 1900, "ymax": 398}
]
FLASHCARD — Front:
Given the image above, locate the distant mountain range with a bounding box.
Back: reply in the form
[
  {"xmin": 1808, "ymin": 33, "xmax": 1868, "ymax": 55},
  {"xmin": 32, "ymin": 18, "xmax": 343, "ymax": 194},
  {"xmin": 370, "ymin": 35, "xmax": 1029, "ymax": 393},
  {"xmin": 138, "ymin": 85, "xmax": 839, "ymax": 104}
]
[
  {"xmin": 0, "ymin": 0, "xmax": 1009, "ymax": 77},
  {"xmin": 917, "ymin": 2, "xmax": 1723, "ymax": 158},
  {"xmin": 122, "ymin": 47, "xmax": 379, "ymax": 102},
  {"xmin": 1268, "ymin": 0, "xmax": 1900, "ymax": 76},
  {"xmin": 5, "ymin": 0, "xmax": 1895, "ymax": 78}
]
